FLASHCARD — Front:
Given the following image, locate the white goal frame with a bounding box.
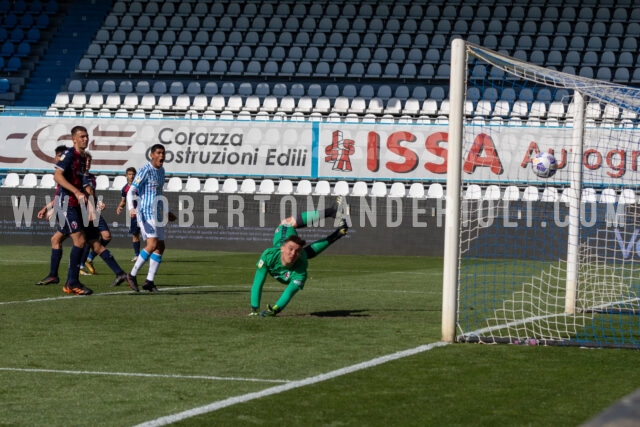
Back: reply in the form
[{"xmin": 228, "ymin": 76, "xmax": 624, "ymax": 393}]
[{"xmin": 441, "ymin": 38, "xmax": 640, "ymax": 347}]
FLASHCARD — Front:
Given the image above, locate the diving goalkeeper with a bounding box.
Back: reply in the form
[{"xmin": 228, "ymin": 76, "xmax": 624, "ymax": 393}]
[{"xmin": 249, "ymin": 198, "xmax": 349, "ymax": 317}]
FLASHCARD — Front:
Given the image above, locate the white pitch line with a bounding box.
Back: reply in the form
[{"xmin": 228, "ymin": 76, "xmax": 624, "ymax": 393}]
[
  {"xmin": 133, "ymin": 341, "xmax": 450, "ymax": 427},
  {"xmin": 0, "ymin": 367, "xmax": 288, "ymax": 384},
  {"xmin": 0, "ymin": 285, "xmax": 241, "ymax": 305}
]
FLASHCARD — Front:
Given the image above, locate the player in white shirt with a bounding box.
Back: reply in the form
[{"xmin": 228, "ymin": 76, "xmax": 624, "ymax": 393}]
[{"xmin": 125, "ymin": 144, "xmax": 176, "ymax": 293}]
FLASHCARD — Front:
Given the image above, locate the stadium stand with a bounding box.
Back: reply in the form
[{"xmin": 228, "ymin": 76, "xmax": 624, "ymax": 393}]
[{"xmin": 0, "ymin": 0, "xmax": 628, "ymax": 121}]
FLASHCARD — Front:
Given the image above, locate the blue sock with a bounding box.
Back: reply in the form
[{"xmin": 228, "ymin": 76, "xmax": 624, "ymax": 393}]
[
  {"xmin": 50, "ymin": 248, "xmax": 62, "ymax": 278},
  {"xmin": 68, "ymin": 245, "xmax": 84, "ymax": 284},
  {"xmin": 133, "ymin": 241, "xmax": 140, "ymax": 256},
  {"xmin": 99, "ymin": 250, "xmax": 124, "ymax": 275}
]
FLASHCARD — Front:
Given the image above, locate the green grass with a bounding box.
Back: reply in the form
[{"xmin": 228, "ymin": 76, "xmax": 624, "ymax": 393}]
[{"xmin": 1, "ymin": 245, "xmax": 639, "ymax": 426}]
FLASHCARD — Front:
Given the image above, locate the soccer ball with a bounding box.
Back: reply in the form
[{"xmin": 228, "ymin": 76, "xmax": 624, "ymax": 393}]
[{"xmin": 531, "ymin": 152, "xmax": 558, "ymax": 178}]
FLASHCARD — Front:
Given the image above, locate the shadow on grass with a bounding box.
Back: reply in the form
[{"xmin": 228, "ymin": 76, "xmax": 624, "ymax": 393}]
[{"xmin": 308, "ymin": 309, "xmax": 370, "ymax": 317}]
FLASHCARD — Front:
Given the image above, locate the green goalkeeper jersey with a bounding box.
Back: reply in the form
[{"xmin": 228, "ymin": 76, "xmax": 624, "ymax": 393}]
[{"xmin": 253, "ymin": 246, "xmax": 308, "ymax": 289}]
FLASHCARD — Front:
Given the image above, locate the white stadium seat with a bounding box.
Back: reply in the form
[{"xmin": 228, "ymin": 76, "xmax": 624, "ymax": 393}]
[
  {"xmin": 203, "ymin": 178, "xmax": 219, "ymax": 193},
  {"xmin": 166, "ymin": 177, "xmax": 183, "ymax": 192},
  {"xmin": 276, "ymin": 179, "xmax": 293, "ymax": 195},
  {"xmin": 110, "ymin": 175, "xmax": 127, "ymax": 191},
  {"xmin": 185, "ymin": 177, "xmax": 201, "ymax": 192}
]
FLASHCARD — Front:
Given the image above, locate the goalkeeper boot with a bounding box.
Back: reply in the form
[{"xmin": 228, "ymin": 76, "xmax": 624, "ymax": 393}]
[
  {"xmin": 248, "ymin": 308, "xmax": 260, "ymax": 317},
  {"xmin": 84, "ymin": 260, "xmax": 96, "ymax": 275},
  {"xmin": 110, "ymin": 273, "xmax": 127, "ymax": 287},
  {"xmin": 126, "ymin": 273, "xmax": 139, "ymax": 292},
  {"xmin": 338, "ymin": 218, "xmax": 349, "ymax": 236},
  {"xmin": 260, "ymin": 304, "xmax": 280, "ymax": 317},
  {"xmin": 36, "ymin": 275, "xmax": 59, "ymax": 286},
  {"xmin": 142, "ymin": 279, "xmax": 159, "ymax": 293}
]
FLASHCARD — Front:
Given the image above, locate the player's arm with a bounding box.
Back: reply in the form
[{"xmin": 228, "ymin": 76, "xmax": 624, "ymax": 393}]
[
  {"xmin": 37, "ymin": 199, "xmax": 54, "ymax": 219},
  {"xmin": 126, "ymin": 184, "xmax": 139, "ymax": 217},
  {"xmin": 116, "ymin": 197, "xmax": 126, "ymax": 215},
  {"xmin": 83, "ymin": 180, "xmax": 99, "ymax": 221},
  {"xmin": 250, "ymin": 257, "xmax": 270, "ymax": 310},
  {"xmin": 54, "ymin": 168, "xmax": 85, "ymax": 203}
]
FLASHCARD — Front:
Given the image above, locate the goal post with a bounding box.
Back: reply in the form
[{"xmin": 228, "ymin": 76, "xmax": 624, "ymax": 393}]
[{"xmin": 443, "ymin": 39, "xmax": 640, "ymax": 349}]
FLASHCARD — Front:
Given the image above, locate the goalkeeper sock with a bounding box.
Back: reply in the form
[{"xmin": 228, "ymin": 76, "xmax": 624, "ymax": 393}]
[
  {"xmin": 304, "ymin": 225, "xmax": 345, "ymax": 259},
  {"xmin": 297, "ymin": 208, "xmax": 337, "ymax": 228}
]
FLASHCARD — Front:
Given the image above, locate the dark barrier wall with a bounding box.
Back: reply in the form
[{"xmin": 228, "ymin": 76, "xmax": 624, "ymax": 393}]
[
  {"xmin": 2, "ymin": 188, "xmax": 615, "ymax": 260},
  {"xmin": 0, "ymin": 188, "xmax": 447, "ymax": 257}
]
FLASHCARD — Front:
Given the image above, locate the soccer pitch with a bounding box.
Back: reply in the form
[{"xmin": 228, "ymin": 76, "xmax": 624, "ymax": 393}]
[{"xmin": 1, "ymin": 245, "xmax": 639, "ymax": 426}]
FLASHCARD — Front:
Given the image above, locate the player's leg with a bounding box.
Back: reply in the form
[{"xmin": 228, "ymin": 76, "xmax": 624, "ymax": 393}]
[
  {"xmin": 85, "ymin": 218, "xmax": 112, "ymax": 273},
  {"xmin": 130, "ymin": 217, "xmax": 141, "ymax": 261},
  {"xmin": 36, "ymin": 231, "xmax": 65, "ymax": 285},
  {"xmin": 80, "ymin": 243, "xmax": 95, "ymax": 275},
  {"xmin": 290, "ymin": 196, "xmax": 347, "ymax": 229},
  {"xmin": 129, "ymin": 218, "xmax": 163, "ymax": 293},
  {"xmin": 84, "ymin": 225, "xmax": 127, "ymax": 287},
  {"xmin": 272, "ymin": 223, "xmax": 299, "ymax": 247},
  {"xmin": 64, "ymin": 231, "xmax": 92, "ymax": 295},
  {"xmin": 142, "ymin": 239, "xmax": 164, "ymax": 293},
  {"xmin": 304, "ymin": 218, "xmax": 349, "ymax": 259},
  {"xmin": 60, "ymin": 207, "xmax": 92, "ymax": 295}
]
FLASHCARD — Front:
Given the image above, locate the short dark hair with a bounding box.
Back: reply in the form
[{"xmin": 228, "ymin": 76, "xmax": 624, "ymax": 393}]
[
  {"xmin": 71, "ymin": 125, "xmax": 87, "ymax": 136},
  {"xmin": 150, "ymin": 143, "xmax": 165, "ymax": 154},
  {"xmin": 55, "ymin": 145, "xmax": 68, "ymax": 155},
  {"xmin": 126, "ymin": 167, "xmax": 136, "ymax": 174},
  {"xmin": 284, "ymin": 235, "xmax": 306, "ymax": 248}
]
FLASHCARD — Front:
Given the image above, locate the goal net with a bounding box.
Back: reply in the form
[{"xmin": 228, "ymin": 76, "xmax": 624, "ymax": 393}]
[{"xmin": 442, "ymin": 39, "xmax": 640, "ymax": 349}]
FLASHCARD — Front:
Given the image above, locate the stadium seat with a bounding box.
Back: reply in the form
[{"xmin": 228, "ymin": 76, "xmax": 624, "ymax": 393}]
[
  {"xmin": 38, "ymin": 174, "xmax": 56, "ymax": 189},
  {"xmin": 370, "ymin": 182, "xmax": 387, "ymax": 197},
  {"xmin": 389, "ymin": 182, "xmax": 406, "ymax": 198},
  {"xmin": 313, "ymin": 180, "xmax": 331, "ymax": 196},
  {"xmin": 95, "ymin": 175, "xmax": 110, "ymax": 191},
  {"xmin": 500, "ymin": 186, "xmax": 519, "ymax": 201},
  {"xmin": 110, "ymin": 175, "xmax": 126, "ymax": 191},
  {"xmin": 484, "ymin": 185, "xmax": 501, "ymax": 200},
  {"xmin": 427, "ymin": 183, "xmax": 444, "ymax": 199},
  {"xmin": 332, "ymin": 180, "xmax": 350, "ymax": 196},
  {"xmin": 295, "ymin": 179, "xmax": 312, "ymax": 195},
  {"xmin": 351, "ymin": 181, "xmax": 368, "ymax": 197},
  {"xmin": 239, "ymin": 178, "xmax": 256, "ymax": 194},
  {"xmin": 464, "ymin": 184, "xmax": 482, "ymax": 200},
  {"xmin": 619, "ymin": 189, "xmax": 636, "ymax": 204},
  {"xmin": 20, "ymin": 173, "xmax": 38, "ymax": 188},
  {"xmin": 599, "ymin": 188, "xmax": 616, "ymax": 204},
  {"xmin": 166, "ymin": 177, "xmax": 183, "ymax": 192},
  {"xmin": 407, "ymin": 183, "xmax": 425, "ymax": 198},
  {"xmin": 202, "ymin": 178, "xmax": 219, "ymax": 193},
  {"xmin": 257, "ymin": 179, "xmax": 275, "ymax": 195},
  {"xmin": 2, "ymin": 173, "xmax": 20, "ymax": 188},
  {"xmin": 220, "ymin": 178, "xmax": 238, "ymax": 193},
  {"xmin": 276, "ymin": 179, "xmax": 293, "ymax": 195},
  {"xmin": 522, "ymin": 186, "xmax": 539, "ymax": 202}
]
